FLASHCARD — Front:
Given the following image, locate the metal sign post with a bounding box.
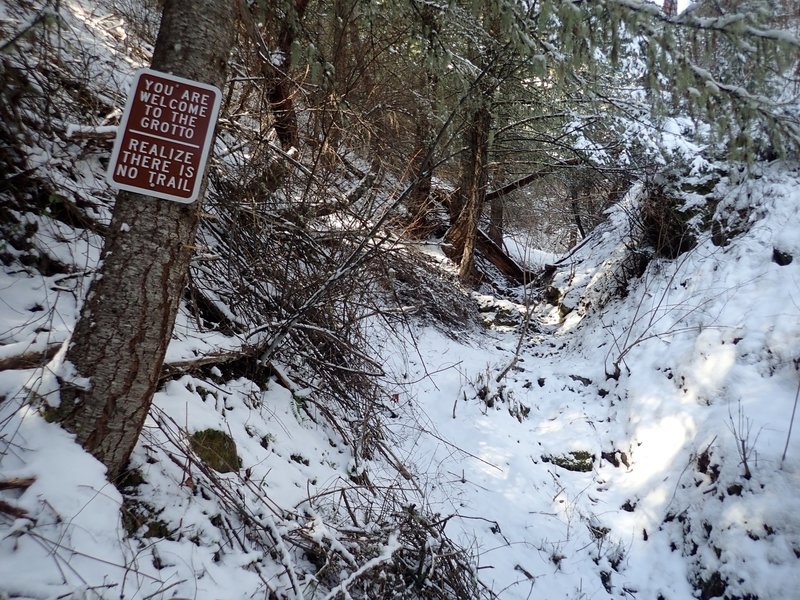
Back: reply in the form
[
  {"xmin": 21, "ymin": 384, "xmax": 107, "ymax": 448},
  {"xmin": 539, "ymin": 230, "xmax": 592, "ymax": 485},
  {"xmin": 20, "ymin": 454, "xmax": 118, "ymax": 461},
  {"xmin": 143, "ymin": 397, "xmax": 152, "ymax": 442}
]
[{"xmin": 106, "ymin": 68, "xmax": 222, "ymax": 203}]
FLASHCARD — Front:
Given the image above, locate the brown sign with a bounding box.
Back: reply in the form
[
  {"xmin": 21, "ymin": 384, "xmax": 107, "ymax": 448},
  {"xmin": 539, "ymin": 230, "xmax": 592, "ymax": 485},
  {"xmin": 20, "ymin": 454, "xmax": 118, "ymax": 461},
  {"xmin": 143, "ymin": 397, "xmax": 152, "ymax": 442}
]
[{"xmin": 106, "ymin": 68, "xmax": 222, "ymax": 203}]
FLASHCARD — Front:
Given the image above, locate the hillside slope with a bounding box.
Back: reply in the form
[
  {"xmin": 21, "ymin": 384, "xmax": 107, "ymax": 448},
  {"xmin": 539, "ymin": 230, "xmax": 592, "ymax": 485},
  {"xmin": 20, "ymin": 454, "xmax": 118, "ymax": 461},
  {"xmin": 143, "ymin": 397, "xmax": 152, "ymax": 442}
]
[{"xmin": 386, "ymin": 171, "xmax": 800, "ymax": 598}]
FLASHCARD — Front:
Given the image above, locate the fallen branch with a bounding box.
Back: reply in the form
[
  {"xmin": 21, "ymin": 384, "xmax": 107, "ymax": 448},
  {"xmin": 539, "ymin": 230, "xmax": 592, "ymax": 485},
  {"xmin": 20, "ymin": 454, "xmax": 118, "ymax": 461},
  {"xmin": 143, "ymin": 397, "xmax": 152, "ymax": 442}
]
[
  {"xmin": 0, "ymin": 343, "xmax": 62, "ymax": 372},
  {"xmin": 0, "ymin": 340, "xmax": 261, "ymax": 378},
  {"xmin": 484, "ymin": 158, "xmax": 580, "ymax": 202},
  {"xmin": 0, "ymin": 499, "xmax": 29, "ymax": 519},
  {"xmin": 0, "ymin": 477, "xmax": 35, "ymax": 491},
  {"xmin": 65, "ymin": 124, "xmax": 117, "ymax": 140},
  {"xmin": 160, "ymin": 349, "xmax": 260, "ymax": 379},
  {"xmin": 161, "ymin": 345, "xmax": 306, "ymax": 399}
]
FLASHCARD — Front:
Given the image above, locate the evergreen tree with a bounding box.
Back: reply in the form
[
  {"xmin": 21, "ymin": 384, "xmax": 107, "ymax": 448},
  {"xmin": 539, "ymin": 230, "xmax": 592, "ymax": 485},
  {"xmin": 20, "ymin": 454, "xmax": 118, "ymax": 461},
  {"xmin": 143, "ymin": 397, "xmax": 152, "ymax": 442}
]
[{"xmin": 54, "ymin": 0, "xmax": 236, "ymax": 479}]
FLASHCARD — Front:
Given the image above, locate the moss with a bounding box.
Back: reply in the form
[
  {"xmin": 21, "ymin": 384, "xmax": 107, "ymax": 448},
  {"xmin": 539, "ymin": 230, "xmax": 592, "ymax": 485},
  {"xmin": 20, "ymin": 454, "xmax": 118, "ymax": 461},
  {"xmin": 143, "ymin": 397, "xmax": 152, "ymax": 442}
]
[
  {"xmin": 546, "ymin": 450, "xmax": 594, "ymax": 472},
  {"xmin": 41, "ymin": 403, "xmax": 59, "ymax": 423},
  {"xmin": 190, "ymin": 428, "xmax": 241, "ymax": 473},
  {"xmin": 121, "ymin": 498, "xmax": 171, "ymax": 539}
]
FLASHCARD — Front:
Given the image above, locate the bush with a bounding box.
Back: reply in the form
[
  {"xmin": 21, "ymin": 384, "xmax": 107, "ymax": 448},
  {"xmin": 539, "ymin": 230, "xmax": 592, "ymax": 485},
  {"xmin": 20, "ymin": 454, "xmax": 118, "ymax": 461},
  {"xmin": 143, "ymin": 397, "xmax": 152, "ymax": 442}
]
[{"xmin": 639, "ymin": 185, "xmax": 698, "ymax": 259}]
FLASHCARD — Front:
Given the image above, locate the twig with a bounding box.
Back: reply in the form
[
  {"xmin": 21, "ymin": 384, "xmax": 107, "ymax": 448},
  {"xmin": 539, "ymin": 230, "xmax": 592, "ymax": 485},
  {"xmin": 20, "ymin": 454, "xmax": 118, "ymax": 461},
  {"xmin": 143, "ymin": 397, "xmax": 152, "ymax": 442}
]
[
  {"xmin": 320, "ymin": 532, "xmax": 401, "ymax": 600},
  {"xmin": 781, "ymin": 376, "xmax": 800, "ymax": 468}
]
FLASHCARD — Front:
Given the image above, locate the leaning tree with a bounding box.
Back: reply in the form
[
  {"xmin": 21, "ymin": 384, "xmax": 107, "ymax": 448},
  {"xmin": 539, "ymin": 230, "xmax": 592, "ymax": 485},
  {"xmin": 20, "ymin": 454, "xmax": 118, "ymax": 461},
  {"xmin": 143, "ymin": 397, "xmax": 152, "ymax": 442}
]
[{"xmin": 54, "ymin": 0, "xmax": 236, "ymax": 479}]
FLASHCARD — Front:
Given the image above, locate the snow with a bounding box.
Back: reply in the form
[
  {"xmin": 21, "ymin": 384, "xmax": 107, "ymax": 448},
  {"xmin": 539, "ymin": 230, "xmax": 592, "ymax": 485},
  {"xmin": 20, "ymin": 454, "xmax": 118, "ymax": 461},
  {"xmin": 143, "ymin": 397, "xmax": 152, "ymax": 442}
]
[
  {"xmin": 3, "ymin": 160, "xmax": 800, "ymax": 600},
  {"xmin": 375, "ymin": 167, "xmax": 800, "ymax": 598},
  {"xmin": 2, "ymin": 0, "xmax": 800, "ymax": 598}
]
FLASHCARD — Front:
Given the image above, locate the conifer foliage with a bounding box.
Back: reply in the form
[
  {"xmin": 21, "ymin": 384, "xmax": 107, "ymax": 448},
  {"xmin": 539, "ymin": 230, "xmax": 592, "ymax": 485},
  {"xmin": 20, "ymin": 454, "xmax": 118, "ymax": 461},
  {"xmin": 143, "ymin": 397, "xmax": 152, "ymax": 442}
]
[{"xmin": 262, "ymin": 0, "xmax": 798, "ymax": 277}]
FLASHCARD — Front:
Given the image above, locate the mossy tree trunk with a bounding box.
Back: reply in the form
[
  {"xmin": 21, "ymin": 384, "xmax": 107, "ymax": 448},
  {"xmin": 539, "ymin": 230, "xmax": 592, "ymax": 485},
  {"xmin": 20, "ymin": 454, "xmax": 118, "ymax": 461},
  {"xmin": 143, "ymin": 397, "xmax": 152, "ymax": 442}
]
[{"xmin": 54, "ymin": 0, "xmax": 235, "ymax": 480}]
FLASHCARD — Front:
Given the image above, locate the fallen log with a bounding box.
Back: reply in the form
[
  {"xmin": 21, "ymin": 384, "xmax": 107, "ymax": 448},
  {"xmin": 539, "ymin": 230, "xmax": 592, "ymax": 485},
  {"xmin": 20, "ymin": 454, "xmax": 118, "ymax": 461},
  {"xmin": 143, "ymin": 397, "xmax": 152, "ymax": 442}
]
[
  {"xmin": 484, "ymin": 158, "xmax": 580, "ymax": 203},
  {"xmin": 475, "ymin": 229, "xmax": 538, "ymax": 284},
  {"xmin": 160, "ymin": 347, "xmax": 261, "ymax": 379}
]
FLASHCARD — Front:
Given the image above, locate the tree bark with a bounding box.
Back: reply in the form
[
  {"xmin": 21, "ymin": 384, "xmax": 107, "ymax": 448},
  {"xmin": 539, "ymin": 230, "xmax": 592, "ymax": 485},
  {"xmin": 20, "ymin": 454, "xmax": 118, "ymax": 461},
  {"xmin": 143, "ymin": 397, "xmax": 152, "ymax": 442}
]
[
  {"xmin": 405, "ymin": 113, "xmax": 435, "ymax": 238},
  {"xmin": 268, "ymin": 0, "xmax": 308, "ymax": 150},
  {"xmin": 488, "ymin": 194, "xmax": 503, "ymax": 247},
  {"xmin": 237, "ymin": 0, "xmax": 307, "ymax": 151},
  {"xmin": 405, "ymin": 5, "xmax": 439, "ymax": 239},
  {"xmin": 54, "ymin": 0, "xmax": 235, "ymax": 480},
  {"xmin": 571, "ymin": 188, "xmax": 586, "ymax": 239},
  {"xmin": 445, "ymin": 101, "xmax": 491, "ymax": 282}
]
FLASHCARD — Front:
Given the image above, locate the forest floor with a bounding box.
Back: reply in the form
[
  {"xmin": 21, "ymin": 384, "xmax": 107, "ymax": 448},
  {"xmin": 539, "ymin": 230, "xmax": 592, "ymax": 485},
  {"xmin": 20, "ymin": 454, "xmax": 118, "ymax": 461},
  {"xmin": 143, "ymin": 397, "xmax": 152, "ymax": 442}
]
[
  {"xmin": 2, "ymin": 168, "xmax": 800, "ymax": 600},
  {"xmin": 1, "ymin": 0, "xmax": 800, "ymax": 598}
]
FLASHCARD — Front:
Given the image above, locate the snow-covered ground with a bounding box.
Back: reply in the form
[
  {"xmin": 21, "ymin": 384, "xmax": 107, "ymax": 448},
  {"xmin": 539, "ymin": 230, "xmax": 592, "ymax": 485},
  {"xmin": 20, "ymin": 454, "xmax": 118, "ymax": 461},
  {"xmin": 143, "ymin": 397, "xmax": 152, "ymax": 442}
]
[
  {"xmin": 2, "ymin": 0, "xmax": 800, "ymax": 598},
  {"xmin": 384, "ymin": 168, "xmax": 800, "ymax": 599},
  {"xmin": 3, "ymin": 163, "xmax": 800, "ymax": 599}
]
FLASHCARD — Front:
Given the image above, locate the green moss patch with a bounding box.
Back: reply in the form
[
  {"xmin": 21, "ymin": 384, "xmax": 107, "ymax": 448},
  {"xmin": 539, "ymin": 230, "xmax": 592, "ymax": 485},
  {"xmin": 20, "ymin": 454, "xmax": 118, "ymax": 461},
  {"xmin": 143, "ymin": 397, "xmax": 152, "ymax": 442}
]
[
  {"xmin": 545, "ymin": 450, "xmax": 594, "ymax": 472},
  {"xmin": 190, "ymin": 428, "xmax": 241, "ymax": 473}
]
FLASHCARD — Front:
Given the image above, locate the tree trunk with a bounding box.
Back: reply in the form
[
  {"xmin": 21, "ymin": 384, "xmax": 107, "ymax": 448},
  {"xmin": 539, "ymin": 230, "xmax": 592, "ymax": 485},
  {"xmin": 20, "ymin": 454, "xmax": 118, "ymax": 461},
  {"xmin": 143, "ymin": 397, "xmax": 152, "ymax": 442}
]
[
  {"xmin": 405, "ymin": 5, "xmax": 439, "ymax": 239},
  {"xmin": 571, "ymin": 188, "xmax": 586, "ymax": 239},
  {"xmin": 445, "ymin": 101, "xmax": 491, "ymax": 282},
  {"xmin": 54, "ymin": 0, "xmax": 235, "ymax": 480},
  {"xmin": 268, "ymin": 0, "xmax": 308, "ymax": 150},
  {"xmin": 237, "ymin": 0, "xmax": 307, "ymax": 151},
  {"xmin": 488, "ymin": 194, "xmax": 503, "ymax": 247},
  {"xmin": 405, "ymin": 113, "xmax": 435, "ymax": 238}
]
